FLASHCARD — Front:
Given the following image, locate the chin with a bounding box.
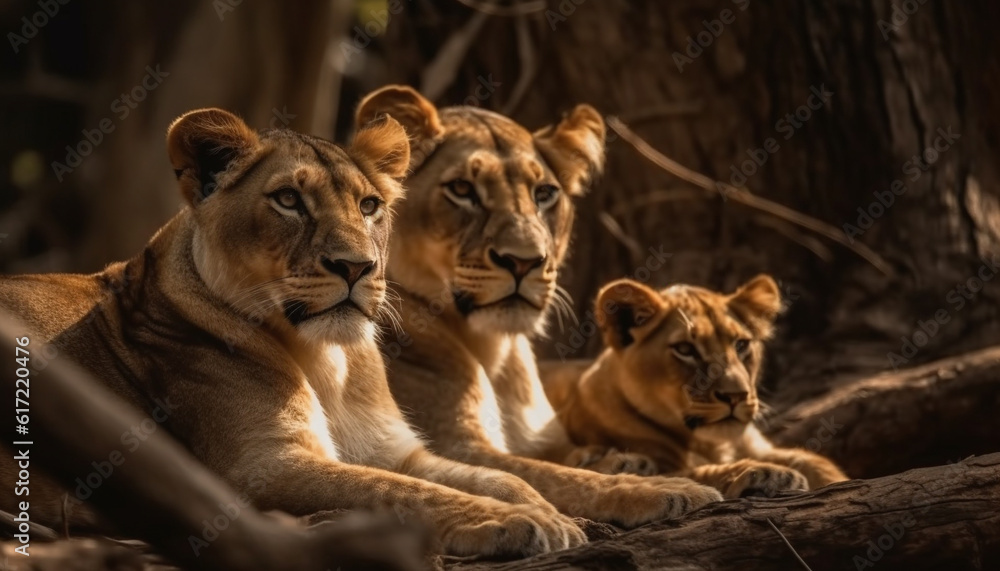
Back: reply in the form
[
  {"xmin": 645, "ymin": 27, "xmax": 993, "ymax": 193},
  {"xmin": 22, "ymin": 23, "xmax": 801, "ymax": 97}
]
[
  {"xmin": 695, "ymin": 418, "xmax": 751, "ymax": 442},
  {"xmin": 467, "ymin": 299, "xmax": 544, "ymax": 334},
  {"xmin": 297, "ymin": 307, "xmax": 376, "ymax": 346}
]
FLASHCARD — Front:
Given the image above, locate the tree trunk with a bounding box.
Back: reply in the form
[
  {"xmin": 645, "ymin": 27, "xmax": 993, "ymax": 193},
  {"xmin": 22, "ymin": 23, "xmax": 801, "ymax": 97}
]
[
  {"xmin": 449, "ymin": 453, "xmax": 1000, "ymax": 571},
  {"xmin": 380, "ymin": 0, "xmax": 1000, "ymax": 400}
]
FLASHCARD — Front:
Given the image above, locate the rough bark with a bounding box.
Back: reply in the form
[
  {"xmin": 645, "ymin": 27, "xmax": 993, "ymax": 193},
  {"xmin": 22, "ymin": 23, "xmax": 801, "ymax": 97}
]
[
  {"xmin": 449, "ymin": 453, "xmax": 1000, "ymax": 571},
  {"xmin": 765, "ymin": 344, "xmax": 1000, "ymax": 479}
]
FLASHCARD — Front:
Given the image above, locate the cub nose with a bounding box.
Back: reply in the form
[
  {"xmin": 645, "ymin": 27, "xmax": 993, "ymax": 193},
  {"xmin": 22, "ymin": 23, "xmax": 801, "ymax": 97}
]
[
  {"xmin": 713, "ymin": 390, "xmax": 749, "ymax": 405},
  {"xmin": 322, "ymin": 257, "xmax": 375, "ymax": 289},
  {"xmin": 488, "ymin": 249, "xmax": 545, "ymax": 280}
]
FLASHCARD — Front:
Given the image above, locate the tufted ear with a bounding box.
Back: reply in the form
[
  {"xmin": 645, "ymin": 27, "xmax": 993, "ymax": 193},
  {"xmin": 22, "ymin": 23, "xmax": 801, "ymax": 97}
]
[
  {"xmin": 348, "ymin": 114, "xmax": 411, "ymax": 203},
  {"xmin": 595, "ymin": 279, "xmax": 664, "ymax": 351},
  {"xmin": 355, "ymin": 85, "xmax": 443, "ymax": 142},
  {"xmin": 728, "ymin": 274, "xmax": 782, "ymax": 338},
  {"xmin": 534, "ymin": 104, "xmax": 606, "ymax": 197},
  {"xmin": 166, "ymin": 108, "xmax": 259, "ymax": 206}
]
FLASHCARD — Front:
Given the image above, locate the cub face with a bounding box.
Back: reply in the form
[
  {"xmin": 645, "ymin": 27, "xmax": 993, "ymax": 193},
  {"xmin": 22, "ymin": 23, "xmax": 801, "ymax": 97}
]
[
  {"xmin": 167, "ymin": 109, "xmax": 410, "ymax": 345},
  {"xmin": 354, "ymin": 86, "xmax": 605, "ymax": 334},
  {"xmin": 595, "ymin": 275, "xmax": 783, "ymax": 442}
]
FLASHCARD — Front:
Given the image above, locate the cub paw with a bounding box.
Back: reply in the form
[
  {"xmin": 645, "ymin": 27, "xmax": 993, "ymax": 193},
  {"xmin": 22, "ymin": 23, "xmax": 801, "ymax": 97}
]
[
  {"xmin": 592, "ymin": 475, "xmax": 722, "ymax": 528},
  {"xmin": 723, "ymin": 461, "xmax": 809, "ymax": 499},
  {"xmin": 440, "ymin": 500, "xmax": 587, "ymax": 557},
  {"xmin": 566, "ymin": 446, "xmax": 659, "ymax": 476}
]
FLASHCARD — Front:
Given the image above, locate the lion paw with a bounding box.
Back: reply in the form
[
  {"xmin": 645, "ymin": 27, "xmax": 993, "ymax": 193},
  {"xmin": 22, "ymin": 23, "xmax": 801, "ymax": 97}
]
[
  {"xmin": 439, "ymin": 500, "xmax": 586, "ymax": 557},
  {"xmin": 723, "ymin": 461, "xmax": 809, "ymax": 499}
]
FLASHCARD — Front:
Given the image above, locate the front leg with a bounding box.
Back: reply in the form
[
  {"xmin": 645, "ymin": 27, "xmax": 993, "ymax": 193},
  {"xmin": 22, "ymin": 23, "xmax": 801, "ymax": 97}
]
[
  {"xmin": 683, "ymin": 459, "xmax": 809, "ymax": 499},
  {"xmin": 459, "ymin": 443, "xmax": 721, "ymax": 528},
  {"xmin": 234, "ymin": 447, "xmax": 583, "ymax": 558},
  {"xmin": 754, "ymin": 447, "xmax": 848, "ymax": 489},
  {"xmin": 737, "ymin": 425, "xmax": 848, "ymax": 489}
]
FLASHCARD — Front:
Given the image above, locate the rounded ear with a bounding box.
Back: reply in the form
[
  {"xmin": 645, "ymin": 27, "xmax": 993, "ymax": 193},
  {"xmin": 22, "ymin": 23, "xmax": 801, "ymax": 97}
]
[
  {"xmin": 348, "ymin": 114, "xmax": 411, "ymax": 203},
  {"xmin": 728, "ymin": 274, "xmax": 782, "ymax": 337},
  {"xmin": 355, "ymin": 85, "xmax": 443, "ymax": 142},
  {"xmin": 166, "ymin": 108, "xmax": 259, "ymax": 206},
  {"xmin": 534, "ymin": 104, "xmax": 606, "ymax": 197},
  {"xmin": 595, "ymin": 279, "xmax": 664, "ymax": 351}
]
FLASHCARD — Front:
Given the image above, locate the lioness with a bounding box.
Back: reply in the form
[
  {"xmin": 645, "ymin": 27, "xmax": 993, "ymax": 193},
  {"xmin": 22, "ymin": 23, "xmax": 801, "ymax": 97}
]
[
  {"xmin": 544, "ymin": 275, "xmax": 849, "ymax": 498},
  {"xmin": 0, "ymin": 108, "xmax": 584, "ymax": 557},
  {"xmin": 357, "ymin": 86, "xmax": 722, "ymax": 527}
]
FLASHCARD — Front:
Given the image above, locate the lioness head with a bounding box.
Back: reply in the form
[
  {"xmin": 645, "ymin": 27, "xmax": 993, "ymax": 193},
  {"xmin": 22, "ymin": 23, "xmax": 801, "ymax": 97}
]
[
  {"xmin": 354, "ymin": 86, "xmax": 605, "ymax": 334},
  {"xmin": 594, "ymin": 275, "xmax": 782, "ymax": 441},
  {"xmin": 166, "ymin": 108, "xmax": 410, "ymax": 345}
]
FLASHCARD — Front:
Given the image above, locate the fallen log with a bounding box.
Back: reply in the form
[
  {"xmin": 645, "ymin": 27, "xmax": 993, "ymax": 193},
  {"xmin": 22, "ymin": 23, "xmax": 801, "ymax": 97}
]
[
  {"xmin": 449, "ymin": 453, "xmax": 1000, "ymax": 571},
  {"xmin": 766, "ymin": 345, "xmax": 1000, "ymax": 478}
]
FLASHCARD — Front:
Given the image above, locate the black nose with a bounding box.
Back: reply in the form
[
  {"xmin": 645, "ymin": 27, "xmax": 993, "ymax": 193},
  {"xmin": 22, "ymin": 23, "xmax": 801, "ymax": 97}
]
[
  {"xmin": 714, "ymin": 391, "xmax": 749, "ymax": 405},
  {"xmin": 322, "ymin": 257, "xmax": 375, "ymax": 289},
  {"xmin": 488, "ymin": 249, "xmax": 545, "ymax": 280}
]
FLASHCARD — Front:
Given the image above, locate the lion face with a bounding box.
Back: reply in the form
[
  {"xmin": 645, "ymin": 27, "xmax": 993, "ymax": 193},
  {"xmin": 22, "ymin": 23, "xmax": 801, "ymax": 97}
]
[
  {"xmin": 166, "ymin": 109, "xmax": 410, "ymax": 345},
  {"xmin": 354, "ymin": 86, "xmax": 605, "ymax": 335},
  {"xmin": 595, "ymin": 275, "xmax": 782, "ymax": 442}
]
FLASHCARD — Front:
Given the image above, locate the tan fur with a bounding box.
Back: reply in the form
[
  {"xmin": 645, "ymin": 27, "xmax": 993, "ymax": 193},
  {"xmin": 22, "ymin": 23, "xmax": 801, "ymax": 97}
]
[
  {"xmin": 358, "ymin": 86, "xmax": 722, "ymax": 528},
  {"xmin": 0, "ymin": 108, "xmax": 586, "ymax": 557},
  {"xmin": 544, "ymin": 275, "xmax": 849, "ymax": 498}
]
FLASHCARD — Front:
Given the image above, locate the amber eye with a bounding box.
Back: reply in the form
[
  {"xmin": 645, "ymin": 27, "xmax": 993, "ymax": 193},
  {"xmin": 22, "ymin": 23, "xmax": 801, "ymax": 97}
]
[
  {"xmin": 443, "ymin": 179, "xmax": 478, "ymax": 206},
  {"xmin": 735, "ymin": 339, "xmax": 751, "ymax": 357},
  {"xmin": 533, "ymin": 184, "xmax": 560, "ymax": 209},
  {"xmin": 671, "ymin": 342, "xmax": 699, "ymax": 360},
  {"xmin": 272, "ymin": 188, "xmax": 302, "ymax": 211},
  {"xmin": 360, "ymin": 196, "xmax": 381, "ymax": 217}
]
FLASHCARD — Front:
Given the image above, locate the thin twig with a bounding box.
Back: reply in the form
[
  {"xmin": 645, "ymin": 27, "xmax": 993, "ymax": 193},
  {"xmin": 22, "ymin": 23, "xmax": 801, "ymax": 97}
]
[
  {"xmin": 502, "ymin": 15, "xmax": 538, "ymax": 115},
  {"xmin": 420, "ymin": 10, "xmax": 490, "ymax": 101},
  {"xmin": 598, "ymin": 212, "xmax": 643, "ymax": 260},
  {"xmin": 605, "ymin": 116, "xmax": 894, "ymax": 277},
  {"xmin": 766, "ymin": 518, "xmax": 813, "ymax": 571},
  {"xmin": 453, "ymin": 0, "xmax": 547, "ymax": 16}
]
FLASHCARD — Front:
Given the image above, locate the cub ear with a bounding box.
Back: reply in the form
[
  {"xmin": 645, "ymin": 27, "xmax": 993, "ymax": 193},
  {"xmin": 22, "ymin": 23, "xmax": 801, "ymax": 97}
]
[
  {"xmin": 728, "ymin": 274, "xmax": 782, "ymax": 337},
  {"xmin": 355, "ymin": 85, "xmax": 443, "ymax": 142},
  {"xmin": 595, "ymin": 279, "xmax": 664, "ymax": 351},
  {"xmin": 166, "ymin": 108, "xmax": 259, "ymax": 206},
  {"xmin": 534, "ymin": 104, "xmax": 606, "ymax": 197}
]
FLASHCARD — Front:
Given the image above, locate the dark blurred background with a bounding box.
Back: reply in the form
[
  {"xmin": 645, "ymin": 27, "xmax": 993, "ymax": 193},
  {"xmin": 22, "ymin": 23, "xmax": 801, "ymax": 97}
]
[{"xmin": 2, "ymin": 0, "xmax": 1000, "ymax": 407}]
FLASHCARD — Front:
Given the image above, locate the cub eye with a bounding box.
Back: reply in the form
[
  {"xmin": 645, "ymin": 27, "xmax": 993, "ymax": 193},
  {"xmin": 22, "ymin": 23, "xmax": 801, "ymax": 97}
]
[
  {"xmin": 360, "ymin": 196, "xmax": 381, "ymax": 217},
  {"xmin": 443, "ymin": 179, "xmax": 478, "ymax": 206},
  {"xmin": 671, "ymin": 342, "xmax": 699, "ymax": 360},
  {"xmin": 533, "ymin": 184, "xmax": 560, "ymax": 209},
  {"xmin": 735, "ymin": 339, "xmax": 751, "ymax": 357},
  {"xmin": 272, "ymin": 188, "xmax": 302, "ymax": 211}
]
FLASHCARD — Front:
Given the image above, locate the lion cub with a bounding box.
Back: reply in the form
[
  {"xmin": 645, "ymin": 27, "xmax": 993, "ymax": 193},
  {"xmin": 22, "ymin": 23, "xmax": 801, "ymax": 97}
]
[{"xmin": 544, "ymin": 275, "xmax": 848, "ymax": 498}]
